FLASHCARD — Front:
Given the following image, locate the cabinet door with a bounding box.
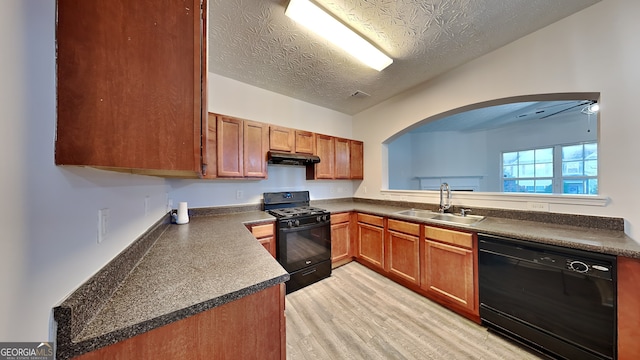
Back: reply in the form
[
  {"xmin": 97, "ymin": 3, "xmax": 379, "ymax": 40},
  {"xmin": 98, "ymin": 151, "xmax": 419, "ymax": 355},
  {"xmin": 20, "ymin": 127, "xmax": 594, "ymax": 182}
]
[
  {"xmin": 618, "ymin": 256, "xmax": 640, "ymax": 358},
  {"xmin": 73, "ymin": 284, "xmax": 285, "ymax": 360},
  {"xmin": 251, "ymin": 223, "xmax": 276, "ymax": 258},
  {"xmin": 202, "ymin": 113, "xmax": 218, "ymax": 178},
  {"xmin": 422, "ymin": 240, "xmax": 474, "ymax": 312},
  {"xmin": 295, "ymin": 131, "xmax": 315, "ymax": 154},
  {"xmin": 244, "ymin": 120, "xmax": 268, "ymax": 178},
  {"xmin": 357, "ymin": 222, "xmax": 384, "ymax": 270},
  {"xmin": 217, "ymin": 116, "xmax": 243, "ymax": 177},
  {"xmin": 56, "ymin": 0, "xmax": 204, "ymax": 176},
  {"xmin": 331, "ymin": 222, "xmax": 350, "ymax": 263},
  {"xmin": 314, "ymin": 134, "xmax": 335, "ymax": 179},
  {"xmin": 388, "ymin": 230, "xmax": 420, "ymax": 285},
  {"xmin": 334, "ymin": 138, "xmax": 351, "ymax": 179},
  {"xmin": 258, "ymin": 236, "xmax": 276, "ymax": 258},
  {"xmin": 350, "ymin": 140, "xmax": 364, "ymax": 180},
  {"xmin": 270, "ymin": 126, "xmax": 294, "ymax": 152}
]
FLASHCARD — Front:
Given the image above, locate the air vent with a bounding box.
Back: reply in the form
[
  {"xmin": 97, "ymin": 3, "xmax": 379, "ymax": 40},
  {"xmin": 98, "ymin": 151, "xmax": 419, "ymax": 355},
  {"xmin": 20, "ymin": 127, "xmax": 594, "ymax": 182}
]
[{"xmin": 351, "ymin": 90, "xmax": 370, "ymax": 98}]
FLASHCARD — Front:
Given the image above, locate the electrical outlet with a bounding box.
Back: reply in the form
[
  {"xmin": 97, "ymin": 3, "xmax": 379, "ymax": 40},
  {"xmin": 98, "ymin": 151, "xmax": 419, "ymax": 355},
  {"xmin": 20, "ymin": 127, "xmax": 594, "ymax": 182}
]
[
  {"xmin": 97, "ymin": 208, "xmax": 110, "ymax": 243},
  {"xmin": 526, "ymin": 202, "xmax": 549, "ymax": 212},
  {"xmin": 236, "ymin": 190, "xmax": 243, "ymax": 199},
  {"xmin": 144, "ymin": 196, "xmax": 150, "ymax": 216}
]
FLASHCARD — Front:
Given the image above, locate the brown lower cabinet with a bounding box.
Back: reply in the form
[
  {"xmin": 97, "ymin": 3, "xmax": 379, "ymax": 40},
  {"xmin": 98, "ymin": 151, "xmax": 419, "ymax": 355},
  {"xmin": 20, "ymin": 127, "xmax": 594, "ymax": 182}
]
[
  {"xmin": 73, "ymin": 284, "xmax": 286, "ymax": 360},
  {"xmin": 248, "ymin": 222, "xmax": 276, "ymax": 258},
  {"xmin": 421, "ymin": 226, "xmax": 477, "ymax": 315},
  {"xmin": 618, "ymin": 256, "xmax": 640, "ymax": 359},
  {"xmin": 351, "ymin": 212, "xmax": 479, "ymax": 322},
  {"xmin": 356, "ymin": 213, "xmax": 385, "ymax": 270},
  {"xmin": 346, "ymin": 211, "xmax": 639, "ymax": 354},
  {"xmin": 387, "ymin": 219, "xmax": 420, "ymax": 285},
  {"xmin": 331, "ymin": 212, "xmax": 352, "ymax": 267}
]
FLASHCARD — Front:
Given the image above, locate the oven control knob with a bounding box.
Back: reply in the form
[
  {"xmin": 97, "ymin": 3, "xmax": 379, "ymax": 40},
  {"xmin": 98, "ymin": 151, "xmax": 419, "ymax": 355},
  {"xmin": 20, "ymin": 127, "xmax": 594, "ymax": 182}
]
[
  {"xmin": 294, "ymin": 219, "xmax": 300, "ymax": 227},
  {"xmin": 569, "ymin": 260, "xmax": 589, "ymax": 273}
]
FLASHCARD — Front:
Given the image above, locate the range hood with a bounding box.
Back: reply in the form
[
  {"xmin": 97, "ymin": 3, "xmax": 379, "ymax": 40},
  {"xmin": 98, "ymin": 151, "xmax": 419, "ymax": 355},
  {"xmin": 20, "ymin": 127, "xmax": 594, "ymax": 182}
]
[{"xmin": 268, "ymin": 151, "xmax": 320, "ymax": 166}]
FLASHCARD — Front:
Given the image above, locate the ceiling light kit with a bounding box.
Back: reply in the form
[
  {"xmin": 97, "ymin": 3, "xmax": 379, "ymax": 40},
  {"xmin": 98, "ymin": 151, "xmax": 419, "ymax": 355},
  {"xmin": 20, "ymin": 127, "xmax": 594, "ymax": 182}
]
[
  {"xmin": 285, "ymin": 0, "xmax": 393, "ymax": 71},
  {"xmin": 581, "ymin": 102, "xmax": 600, "ymax": 115},
  {"xmin": 581, "ymin": 101, "xmax": 599, "ymax": 133}
]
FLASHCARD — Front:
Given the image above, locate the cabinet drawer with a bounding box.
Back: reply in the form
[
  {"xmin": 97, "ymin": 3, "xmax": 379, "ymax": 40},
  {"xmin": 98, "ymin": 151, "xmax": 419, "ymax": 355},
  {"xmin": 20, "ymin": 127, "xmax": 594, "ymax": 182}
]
[
  {"xmin": 251, "ymin": 223, "xmax": 274, "ymax": 238},
  {"xmin": 357, "ymin": 213, "xmax": 384, "ymax": 227},
  {"xmin": 331, "ymin": 212, "xmax": 350, "ymax": 224},
  {"xmin": 388, "ymin": 219, "xmax": 420, "ymax": 236},
  {"xmin": 424, "ymin": 226, "xmax": 473, "ymax": 249}
]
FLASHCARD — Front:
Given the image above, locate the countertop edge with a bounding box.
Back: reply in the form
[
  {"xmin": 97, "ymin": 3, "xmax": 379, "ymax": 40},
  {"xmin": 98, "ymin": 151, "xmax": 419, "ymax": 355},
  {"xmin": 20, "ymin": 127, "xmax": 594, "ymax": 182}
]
[
  {"xmin": 315, "ymin": 199, "xmax": 640, "ymax": 259},
  {"xmin": 56, "ymin": 274, "xmax": 289, "ymax": 360},
  {"xmin": 54, "ymin": 210, "xmax": 286, "ymax": 360}
]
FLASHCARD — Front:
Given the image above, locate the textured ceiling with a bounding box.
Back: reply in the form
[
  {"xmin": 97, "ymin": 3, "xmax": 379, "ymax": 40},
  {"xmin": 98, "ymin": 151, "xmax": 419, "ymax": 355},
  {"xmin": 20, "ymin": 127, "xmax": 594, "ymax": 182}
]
[{"xmin": 209, "ymin": 0, "xmax": 600, "ymax": 115}]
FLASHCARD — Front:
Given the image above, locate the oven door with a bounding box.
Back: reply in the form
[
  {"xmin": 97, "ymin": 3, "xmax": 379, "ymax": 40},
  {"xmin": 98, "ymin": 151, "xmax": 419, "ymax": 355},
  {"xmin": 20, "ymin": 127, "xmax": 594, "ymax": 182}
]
[{"xmin": 278, "ymin": 221, "xmax": 331, "ymax": 273}]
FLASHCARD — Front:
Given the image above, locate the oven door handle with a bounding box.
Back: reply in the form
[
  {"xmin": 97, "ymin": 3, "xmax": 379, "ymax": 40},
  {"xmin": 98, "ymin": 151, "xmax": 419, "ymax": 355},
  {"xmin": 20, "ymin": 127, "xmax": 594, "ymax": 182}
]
[{"xmin": 279, "ymin": 221, "xmax": 329, "ymax": 233}]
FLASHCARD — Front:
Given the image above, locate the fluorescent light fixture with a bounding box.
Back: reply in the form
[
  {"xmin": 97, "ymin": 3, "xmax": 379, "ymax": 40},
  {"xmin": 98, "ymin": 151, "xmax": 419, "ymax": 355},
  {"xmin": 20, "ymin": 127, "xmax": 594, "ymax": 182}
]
[{"xmin": 285, "ymin": 0, "xmax": 393, "ymax": 71}]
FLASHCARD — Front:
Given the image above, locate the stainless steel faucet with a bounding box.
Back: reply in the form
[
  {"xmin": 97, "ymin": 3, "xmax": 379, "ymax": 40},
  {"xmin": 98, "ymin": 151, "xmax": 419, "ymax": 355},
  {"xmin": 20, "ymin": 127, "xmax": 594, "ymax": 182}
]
[{"xmin": 439, "ymin": 182, "xmax": 451, "ymax": 213}]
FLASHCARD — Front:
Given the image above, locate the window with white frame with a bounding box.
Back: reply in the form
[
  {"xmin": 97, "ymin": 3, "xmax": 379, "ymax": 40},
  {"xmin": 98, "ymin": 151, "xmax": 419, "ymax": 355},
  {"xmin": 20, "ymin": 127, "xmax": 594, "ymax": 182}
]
[{"xmin": 502, "ymin": 142, "xmax": 598, "ymax": 194}]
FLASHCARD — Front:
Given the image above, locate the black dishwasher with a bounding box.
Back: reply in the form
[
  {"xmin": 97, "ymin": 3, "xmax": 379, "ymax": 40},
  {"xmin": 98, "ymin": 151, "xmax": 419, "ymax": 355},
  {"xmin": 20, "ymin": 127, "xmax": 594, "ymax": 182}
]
[{"xmin": 479, "ymin": 233, "xmax": 616, "ymax": 360}]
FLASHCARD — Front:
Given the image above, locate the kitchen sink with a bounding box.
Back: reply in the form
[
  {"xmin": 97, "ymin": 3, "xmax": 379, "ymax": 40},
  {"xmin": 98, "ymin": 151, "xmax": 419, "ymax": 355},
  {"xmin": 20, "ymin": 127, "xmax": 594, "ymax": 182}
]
[
  {"xmin": 394, "ymin": 209, "xmax": 485, "ymax": 226},
  {"xmin": 394, "ymin": 209, "xmax": 438, "ymax": 218},
  {"xmin": 429, "ymin": 213, "xmax": 485, "ymax": 225}
]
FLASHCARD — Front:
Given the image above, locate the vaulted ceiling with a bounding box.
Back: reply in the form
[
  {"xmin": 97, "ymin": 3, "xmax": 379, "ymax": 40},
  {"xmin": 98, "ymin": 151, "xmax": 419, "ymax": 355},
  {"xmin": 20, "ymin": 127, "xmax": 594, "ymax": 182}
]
[{"xmin": 208, "ymin": 0, "xmax": 600, "ymax": 115}]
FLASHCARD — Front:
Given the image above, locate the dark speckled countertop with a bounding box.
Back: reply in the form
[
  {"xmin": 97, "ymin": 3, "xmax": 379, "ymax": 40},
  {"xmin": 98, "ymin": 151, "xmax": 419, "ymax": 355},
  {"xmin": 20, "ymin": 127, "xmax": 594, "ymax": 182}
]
[
  {"xmin": 54, "ymin": 210, "xmax": 288, "ymax": 359},
  {"xmin": 54, "ymin": 198, "xmax": 640, "ymax": 359},
  {"xmin": 316, "ymin": 199, "xmax": 640, "ymax": 258}
]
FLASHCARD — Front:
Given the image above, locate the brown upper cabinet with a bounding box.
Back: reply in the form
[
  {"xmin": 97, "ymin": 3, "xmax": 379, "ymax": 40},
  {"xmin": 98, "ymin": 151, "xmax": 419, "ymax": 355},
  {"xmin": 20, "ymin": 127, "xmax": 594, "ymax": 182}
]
[
  {"xmin": 307, "ymin": 134, "xmax": 363, "ymax": 180},
  {"xmin": 269, "ymin": 126, "xmax": 295, "ymax": 153},
  {"xmin": 334, "ymin": 138, "xmax": 351, "ymax": 179},
  {"xmin": 350, "ymin": 140, "xmax": 364, "ymax": 180},
  {"xmin": 310, "ymin": 134, "xmax": 335, "ymax": 179},
  {"xmin": 55, "ymin": 0, "xmax": 207, "ymax": 177},
  {"xmin": 295, "ymin": 130, "xmax": 315, "ymax": 154},
  {"xmin": 244, "ymin": 120, "xmax": 269, "ymax": 178},
  {"xmin": 214, "ymin": 114, "xmax": 268, "ymax": 179},
  {"xmin": 268, "ymin": 126, "xmax": 316, "ymax": 155}
]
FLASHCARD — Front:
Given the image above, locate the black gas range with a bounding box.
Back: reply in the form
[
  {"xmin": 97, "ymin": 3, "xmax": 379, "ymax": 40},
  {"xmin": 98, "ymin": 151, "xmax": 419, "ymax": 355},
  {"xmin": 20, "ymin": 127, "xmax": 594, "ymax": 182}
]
[{"xmin": 263, "ymin": 191, "xmax": 332, "ymax": 293}]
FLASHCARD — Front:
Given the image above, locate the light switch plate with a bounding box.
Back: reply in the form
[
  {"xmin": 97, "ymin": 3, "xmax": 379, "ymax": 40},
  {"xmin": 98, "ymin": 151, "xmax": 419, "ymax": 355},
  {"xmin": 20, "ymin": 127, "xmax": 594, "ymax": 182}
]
[{"xmin": 97, "ymin": 208, "xmax": 110, "ymax": 243}]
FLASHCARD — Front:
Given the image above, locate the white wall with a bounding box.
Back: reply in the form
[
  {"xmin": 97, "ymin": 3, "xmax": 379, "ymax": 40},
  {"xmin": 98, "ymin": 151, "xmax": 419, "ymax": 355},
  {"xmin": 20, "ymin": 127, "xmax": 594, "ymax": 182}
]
[
  {"xmin": 206, "ymin": 73, "xmax": 353, "ymax": 136},
  {"xmin": 353, "ymin": 0, "xmax": 640, "ymax": 240},
  {"xmin": 0, "ymin": 0, "xmax": 172, "ymax": 341}
]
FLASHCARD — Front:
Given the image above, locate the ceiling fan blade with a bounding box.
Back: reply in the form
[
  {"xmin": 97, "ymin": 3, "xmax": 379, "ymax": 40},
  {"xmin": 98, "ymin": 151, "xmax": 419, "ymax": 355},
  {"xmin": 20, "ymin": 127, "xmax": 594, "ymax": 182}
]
[{"xmin": 539, "ymin": 101, "xmax": 592, "ymax": 119}]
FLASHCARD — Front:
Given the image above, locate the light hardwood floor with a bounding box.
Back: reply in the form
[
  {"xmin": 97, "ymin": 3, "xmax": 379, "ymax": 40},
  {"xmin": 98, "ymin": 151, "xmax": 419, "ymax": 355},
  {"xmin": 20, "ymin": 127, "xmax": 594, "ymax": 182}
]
[{"xmin": 285, "ymin": 262, "xmax": 544, "ymax": 360}]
